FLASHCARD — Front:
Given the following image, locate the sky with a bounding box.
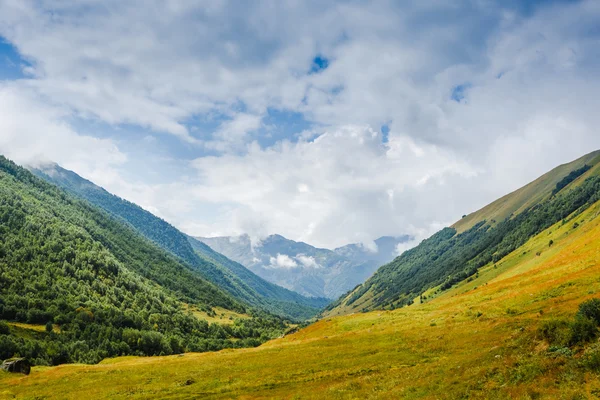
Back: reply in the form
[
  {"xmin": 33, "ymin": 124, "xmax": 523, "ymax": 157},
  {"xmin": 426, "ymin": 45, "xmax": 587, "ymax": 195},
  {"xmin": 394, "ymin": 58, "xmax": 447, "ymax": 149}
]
[{"xmin": 1, "ymin": 0, "xmax": 600, "ymax": 250}]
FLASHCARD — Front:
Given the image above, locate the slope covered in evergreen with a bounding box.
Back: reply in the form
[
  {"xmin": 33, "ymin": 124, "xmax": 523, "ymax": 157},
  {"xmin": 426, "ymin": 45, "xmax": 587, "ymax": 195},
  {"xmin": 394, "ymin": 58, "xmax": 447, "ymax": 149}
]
[
  {"xmin": 31, "ymin": 164, "xmax": 328, "ymax": 320},
  {"xmin": 0, "ymin": 156, "xmax": 286, "ymax": 365},
  {"xmin": 326, "ymin": 150, "xmax": 600, "ymax": 315}
]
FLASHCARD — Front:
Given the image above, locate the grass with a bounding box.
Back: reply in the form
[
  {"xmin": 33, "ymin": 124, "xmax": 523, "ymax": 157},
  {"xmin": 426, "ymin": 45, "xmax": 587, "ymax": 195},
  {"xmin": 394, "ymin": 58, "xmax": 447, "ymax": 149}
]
[
  {"xmin": 452, "ymin": 149, "xmax": 600, "ymax": 233},
  {"xmin": 4, "ymin": 202, "xmax": 600, "ymax": 398},
  {"xmin": 184, "ymin": 305, "xmax": 251, "ymax": 325},
  {"xmin": 8, "ymin": 322, "xmax": 61, "ymax": 335}
]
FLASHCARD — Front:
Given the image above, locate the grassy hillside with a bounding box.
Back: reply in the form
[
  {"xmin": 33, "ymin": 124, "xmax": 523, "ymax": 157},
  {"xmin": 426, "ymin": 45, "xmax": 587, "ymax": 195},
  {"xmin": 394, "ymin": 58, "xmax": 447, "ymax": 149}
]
[
  {"xmin": 0, "ymin": 156, "xmax": 287, "ymax": 365},
  {"xmin": 326, "ymin": 150, "xmax": 600, "ymax": 315},
  {"xmin": 31, "ymin": 164, "xmax": 328, "ymax": 320},
  {"xmin": 453, "ymin": 150, "xmax": 600, "ymax": 233},
  {"xmin": 4, "ymin": 192, "xmax": 600, "ymax": 398}
]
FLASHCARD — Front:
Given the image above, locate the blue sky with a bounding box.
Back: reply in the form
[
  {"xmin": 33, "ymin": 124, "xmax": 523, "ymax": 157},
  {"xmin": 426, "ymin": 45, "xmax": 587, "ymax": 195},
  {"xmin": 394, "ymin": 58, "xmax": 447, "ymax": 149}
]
[
  {"xmin": 0, "ymin": 39, "xmax": 28, "ymax": 80},
  {"xmin": 0, "ymin": 0, "xmax": 599, "ymax": 249}
]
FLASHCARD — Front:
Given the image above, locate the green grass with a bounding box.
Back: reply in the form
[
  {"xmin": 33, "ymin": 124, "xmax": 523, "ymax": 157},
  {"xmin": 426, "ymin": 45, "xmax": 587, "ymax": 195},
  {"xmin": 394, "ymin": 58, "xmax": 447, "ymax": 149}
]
[
  {"xmin": 4, "ymin": 200, "xmax": 600, "ymax": 398},
  {"xmin": 326, "ymin": 151, "xmax": 600, "ymax": 315},
  {"xmin": 8, "ymin": 322, "xmax": 60, "ymax": 335}
]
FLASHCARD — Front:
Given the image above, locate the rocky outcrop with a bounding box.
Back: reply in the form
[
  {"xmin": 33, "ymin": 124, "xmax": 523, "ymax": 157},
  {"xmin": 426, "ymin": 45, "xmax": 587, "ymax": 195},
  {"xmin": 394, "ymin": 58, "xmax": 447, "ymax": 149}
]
[{"xmin": 1, "ymin": 358, "xmax": 31, "ymax": 375}]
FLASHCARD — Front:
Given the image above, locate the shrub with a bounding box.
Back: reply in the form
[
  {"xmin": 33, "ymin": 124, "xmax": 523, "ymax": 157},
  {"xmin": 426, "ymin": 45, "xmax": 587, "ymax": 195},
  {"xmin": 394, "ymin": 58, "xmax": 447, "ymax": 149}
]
[
  {"xmin": 582, "ymin": 343, "xmax": 600, "ymax": 371},
  {"xmin": 509, "ymin": 359, "xmax": 545, "ymax": 384},
  {"xmin": 547, "ymin": 346, "xmax": 573, "ymax": 358},
  {"xmin": 577, "ymin": 299, "xmax": 600, "ymax": 326},
  {"xmin": 569, "ymin": 316, "xmax": 598, "ymax": 346},
  {"xmin": 0, "ymin": 320, "xmax": 10, "ymax": 335},
  {"xmin": 538, "ymin": 318, "xmax": 571, "ymax": 346}
]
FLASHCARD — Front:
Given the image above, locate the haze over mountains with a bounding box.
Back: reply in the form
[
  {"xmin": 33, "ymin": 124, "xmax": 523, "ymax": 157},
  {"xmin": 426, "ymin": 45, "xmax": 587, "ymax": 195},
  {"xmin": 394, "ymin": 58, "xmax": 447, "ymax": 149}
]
[
  {"xmin": 31, "ymin": 163, "xmax": 329, "ymax": 320},
  {"xmin": 6, "ymin": 150, "xmax": 600, "ymax": 398},
  {"xmin": 198, "ymin": 234, "xmax": 410, "ymax": 299},
  {"xmin": 30, "ymin": 162, "xmax": 410, "ymax": 302},
  {"xmin": 326, "ymin": 149, "xmax": 600, "ymax": 316}
]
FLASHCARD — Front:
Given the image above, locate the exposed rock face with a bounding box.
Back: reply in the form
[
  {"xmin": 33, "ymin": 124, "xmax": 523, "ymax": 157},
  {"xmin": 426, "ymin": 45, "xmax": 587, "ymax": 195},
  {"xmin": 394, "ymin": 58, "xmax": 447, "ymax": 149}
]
[{"xmin": 1, "ymin": 358, "xmax": 31, "ymax": 375}]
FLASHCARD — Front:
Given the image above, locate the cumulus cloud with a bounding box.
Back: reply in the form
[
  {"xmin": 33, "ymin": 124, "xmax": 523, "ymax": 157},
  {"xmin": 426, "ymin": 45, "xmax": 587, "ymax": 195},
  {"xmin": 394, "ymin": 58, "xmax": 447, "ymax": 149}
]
[
  {"xmin": 188, "ymin": 125, "xmax": 477, "ymax": 246},
  {"xmin": 0, "ymin": 82, "xmax": 126, "ymax": 178},
  {"xmin": 203, "ymin": 113, "xmax": 263, "ymax": 152},
  {"xmin": 268, "ymin": 254, "xmax": 298, "ymax": 269},
  {"xmin": 0, "ymin": 1, "xmax": 600, "ymax": 249},
  {"xmin": 295, "ymin": 255, "xmax": 321, "ymax": 269}
]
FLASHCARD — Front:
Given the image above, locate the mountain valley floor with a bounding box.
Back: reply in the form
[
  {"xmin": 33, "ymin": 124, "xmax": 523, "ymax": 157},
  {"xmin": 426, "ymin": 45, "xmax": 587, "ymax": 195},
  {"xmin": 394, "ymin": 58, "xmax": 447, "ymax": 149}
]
[{"xmin": 4, "ymin": 199, "xmax": 600, "ymax": 399}]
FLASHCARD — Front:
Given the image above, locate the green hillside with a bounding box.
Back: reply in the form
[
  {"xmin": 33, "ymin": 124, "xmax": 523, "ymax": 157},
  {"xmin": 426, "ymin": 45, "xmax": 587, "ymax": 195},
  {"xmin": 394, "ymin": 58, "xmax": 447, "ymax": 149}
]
[
  {"xmin": 31, "ymin": 164, "xmax": 328, "ymax": 320},
  {"xmin": 6, "ymin": 178, "xmax": 600, "ymax": 398},
  {"xmin": 326, "ymin": 150, "xmax": 600, "ymax": 315},
  {"xmin": 0, "ymin": 156, "xmax": 287, "ymax": 366}
]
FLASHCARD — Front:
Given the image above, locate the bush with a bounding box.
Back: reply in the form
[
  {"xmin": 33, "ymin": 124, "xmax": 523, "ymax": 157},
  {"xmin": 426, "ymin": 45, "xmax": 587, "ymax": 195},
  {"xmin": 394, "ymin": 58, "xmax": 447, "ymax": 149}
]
[
  {"xmin": 582, "ymin": 343, "xmax": 600, "ymax": 371},
  {"xmin": 547, "ymin": 346, "xmax": 573, "ymax": 358},
  {"xmin": 0, "ymin": 320, "xmax": 10, "ymax": 335},
  {"xmin": 569, "ymin": 316, "xmax": 598, "ymax": 346},
  {"xmin": 577, "ymin": 299, "xmax": 600, "ymax": 326},
  {"xmin": 538, "ymin": 318, "xmax": 571, "ymax": 346}
]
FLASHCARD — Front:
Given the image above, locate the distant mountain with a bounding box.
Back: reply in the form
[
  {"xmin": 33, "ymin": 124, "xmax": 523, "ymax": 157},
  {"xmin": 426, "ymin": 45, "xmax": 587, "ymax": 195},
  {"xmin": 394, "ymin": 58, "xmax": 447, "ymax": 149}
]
[
  {"xmin": 31, "ymin": 163, "xmax": 328, "ymax": 320},
  {"xmin": 197, "ymin": 234, "xmax": 411, "ymax": 299},
  {"xmin": 326, "ymin": 149, "xmax": 600, "ymax": 316}
]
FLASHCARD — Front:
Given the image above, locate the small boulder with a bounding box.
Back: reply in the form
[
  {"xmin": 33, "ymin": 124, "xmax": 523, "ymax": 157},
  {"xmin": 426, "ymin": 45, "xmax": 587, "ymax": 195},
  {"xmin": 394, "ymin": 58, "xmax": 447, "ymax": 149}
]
[{"xmin": 1, "ymin": 358, "xmax": 31, "ymax": 375}]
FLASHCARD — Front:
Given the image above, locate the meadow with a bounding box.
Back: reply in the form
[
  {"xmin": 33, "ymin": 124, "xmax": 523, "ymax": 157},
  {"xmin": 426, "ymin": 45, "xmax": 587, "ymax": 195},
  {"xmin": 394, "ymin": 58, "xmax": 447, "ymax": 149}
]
[{"xmin": 3, "ymin": 199, "xmax": 600, "ymax": 399}]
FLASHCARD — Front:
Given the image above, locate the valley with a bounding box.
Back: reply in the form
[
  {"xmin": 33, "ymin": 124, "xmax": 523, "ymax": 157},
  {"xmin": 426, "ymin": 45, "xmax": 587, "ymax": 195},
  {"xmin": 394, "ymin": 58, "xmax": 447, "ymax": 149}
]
[
  {"xmin": 3, "ymin": 151, "xmax": 600, "ymax": 398},
  {"xmin": 3, "ymin": 190, "xmax": 600, "ymax": 398},
  {"xmin": 1, "ymin": 3, "xmax": 599, "ymax": 398}
]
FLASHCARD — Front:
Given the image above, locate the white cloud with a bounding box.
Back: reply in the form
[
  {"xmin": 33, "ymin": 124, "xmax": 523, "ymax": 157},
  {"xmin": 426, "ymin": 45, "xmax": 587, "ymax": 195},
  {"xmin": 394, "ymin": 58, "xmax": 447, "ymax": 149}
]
[
  {"xmin": 269, "ymin": 254, "xmax": 298, "ymax": 269},
  {"xmin": 203, "ymin": 113, "xmax": 263, "ymax": 152},
  {"xmin": 295, "ymin": 255, "xmax": 321, "ymax": 269},
  {"xmin": 0, "ymin": 82, "xmax": 126, "ymax": 177},
  {"xmin": 0, "ymin": 1, "xmax": 600, "ymax": 251},
  {"xmin": 186, "ymin": 125, "xmax": 476, "ymax": 247}
]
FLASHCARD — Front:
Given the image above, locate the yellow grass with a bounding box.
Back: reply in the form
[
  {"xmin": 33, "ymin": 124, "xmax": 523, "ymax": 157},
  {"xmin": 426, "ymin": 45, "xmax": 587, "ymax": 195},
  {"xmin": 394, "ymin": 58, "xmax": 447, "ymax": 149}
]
[
  {"xmin": 3, "ymin": 202, "xmax": 600, "ymax": 398},
  {"xmin": 8, "ymin": 322, "xmax": 61, "ymax": 334},
  {"xmin": 184, "ymin": 305, "xmax": 251, "ymax": 325}
]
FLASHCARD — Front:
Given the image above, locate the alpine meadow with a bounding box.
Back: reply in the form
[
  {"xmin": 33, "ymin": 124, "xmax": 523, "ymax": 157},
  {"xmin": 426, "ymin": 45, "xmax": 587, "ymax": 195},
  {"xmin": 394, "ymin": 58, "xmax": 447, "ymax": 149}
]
[{"xmin": 2, "ymin": 1, "xmax": 600, "ymax": 399}]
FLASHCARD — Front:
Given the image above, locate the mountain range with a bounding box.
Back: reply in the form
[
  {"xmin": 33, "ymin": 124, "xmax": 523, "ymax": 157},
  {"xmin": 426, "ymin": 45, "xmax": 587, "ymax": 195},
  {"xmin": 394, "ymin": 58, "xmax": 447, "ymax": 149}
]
[
  {"xmin": 6, "ymin": 150, "xmax": 600, "ymax": 398},
  {"xmin": 31, "ymin": 163, "xmax": 329, "ymax": 320},
  {"xmin": 197, "ymin": 234, "xmax": 410, "ymax": 299}
]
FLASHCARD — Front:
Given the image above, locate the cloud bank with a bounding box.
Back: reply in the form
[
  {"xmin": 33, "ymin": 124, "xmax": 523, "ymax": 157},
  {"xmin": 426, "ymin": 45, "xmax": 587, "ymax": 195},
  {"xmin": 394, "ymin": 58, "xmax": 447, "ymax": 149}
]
[{"xmin": 0, "ymin": 0, "xmax": 599, "ymax": 248}]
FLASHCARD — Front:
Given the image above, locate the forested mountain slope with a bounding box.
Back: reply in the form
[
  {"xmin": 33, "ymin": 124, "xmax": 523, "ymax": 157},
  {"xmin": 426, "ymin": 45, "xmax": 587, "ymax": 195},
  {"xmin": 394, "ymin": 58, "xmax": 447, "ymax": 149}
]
[
  {"xmin": 326, "ymin": 150, "xmax": 600, "ymax": 315},
  {"xmin": 0, "ymin": 156, "xmax": 286, "ymax": 365},
  {"xmin": 31, "ymin": 164, "xmax": 328, "ymax": 320}
]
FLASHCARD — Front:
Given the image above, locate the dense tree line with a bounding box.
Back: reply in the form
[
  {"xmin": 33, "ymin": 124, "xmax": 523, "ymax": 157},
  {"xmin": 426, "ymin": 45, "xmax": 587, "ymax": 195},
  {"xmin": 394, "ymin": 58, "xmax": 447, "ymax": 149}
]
[
  {"xmin": 552, "ymin": 165, "xmax": 591, "ymax": 196},
  {"xmin": 327, "ymin": 173, "xmax": 600, "ymax": 312},
  {"xmin": 0, "ymin": 156, "xmax": 286, "ymax": 365}
]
